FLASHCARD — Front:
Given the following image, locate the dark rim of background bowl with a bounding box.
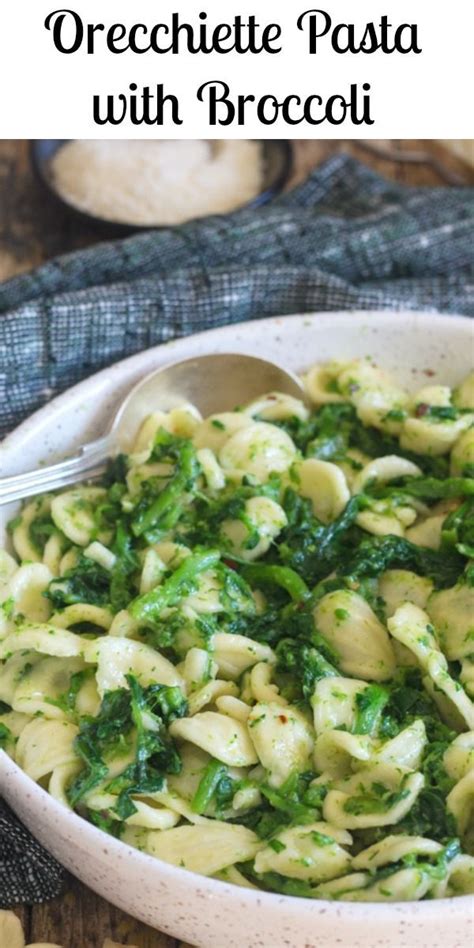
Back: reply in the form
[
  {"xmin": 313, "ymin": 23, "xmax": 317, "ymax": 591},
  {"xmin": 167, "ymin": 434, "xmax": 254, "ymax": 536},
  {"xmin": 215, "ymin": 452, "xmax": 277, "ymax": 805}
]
[{"xmin": 30, "ymin": 139, "xmax": 293, "ymax": 235}]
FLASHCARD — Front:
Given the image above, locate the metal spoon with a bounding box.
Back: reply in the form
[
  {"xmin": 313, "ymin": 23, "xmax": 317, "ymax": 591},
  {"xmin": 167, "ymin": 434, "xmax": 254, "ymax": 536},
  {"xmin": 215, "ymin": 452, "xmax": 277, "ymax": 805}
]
[{"xmin": 0, "ymin": 353, "xmax": 304, "ymax": 505}]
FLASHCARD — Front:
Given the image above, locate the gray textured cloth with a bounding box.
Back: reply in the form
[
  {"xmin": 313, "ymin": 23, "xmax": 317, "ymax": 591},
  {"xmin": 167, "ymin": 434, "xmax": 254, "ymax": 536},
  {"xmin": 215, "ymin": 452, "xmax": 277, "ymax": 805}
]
[
  {"xmin": 1, "ymin": 155, "xmax": 473, "ymax": 438},
  {"xmin": 0, "ymin": 155, "xmax": 473, "ymax": 907},
  {"xmin": 0, "ymin": 801, "xmax": 64, "ymax": 908}
]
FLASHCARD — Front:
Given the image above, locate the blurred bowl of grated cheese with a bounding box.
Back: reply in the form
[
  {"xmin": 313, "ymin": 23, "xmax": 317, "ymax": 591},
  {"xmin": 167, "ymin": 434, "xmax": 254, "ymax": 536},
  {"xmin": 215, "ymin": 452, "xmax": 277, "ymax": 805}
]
[{"xmin": 31, "ymin": 139, "xmax": 292, "ymax": 232}]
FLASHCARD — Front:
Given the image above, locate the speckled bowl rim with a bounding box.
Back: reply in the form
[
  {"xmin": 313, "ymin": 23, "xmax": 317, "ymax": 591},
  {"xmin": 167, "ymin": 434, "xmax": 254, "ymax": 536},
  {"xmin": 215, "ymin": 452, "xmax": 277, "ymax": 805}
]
[{"xmin": 1, "ymin": 310, "xmax": 473, "ymax": 927}]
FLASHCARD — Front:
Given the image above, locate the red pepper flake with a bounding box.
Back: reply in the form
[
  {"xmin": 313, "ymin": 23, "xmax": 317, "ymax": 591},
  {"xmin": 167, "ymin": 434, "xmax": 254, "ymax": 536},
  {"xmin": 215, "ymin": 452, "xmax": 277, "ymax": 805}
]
[
  {"xmin": 224, "ymin": 559, "xmax": 238, "ymax": 570},
  {"xmin": 278, "ymin": 714, "xmax": 288, "ymax": 724},
  {"xmin": 415, "ymin": 403, "xmax": 430, "ymax": 417}
]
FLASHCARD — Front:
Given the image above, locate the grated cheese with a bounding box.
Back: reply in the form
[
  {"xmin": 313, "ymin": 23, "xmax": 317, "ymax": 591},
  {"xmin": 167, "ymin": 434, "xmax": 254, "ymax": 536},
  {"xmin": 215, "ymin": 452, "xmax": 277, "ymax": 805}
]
[{"xmin": 49, "ymin": 139, "xmax": 264, "ymax": 226}]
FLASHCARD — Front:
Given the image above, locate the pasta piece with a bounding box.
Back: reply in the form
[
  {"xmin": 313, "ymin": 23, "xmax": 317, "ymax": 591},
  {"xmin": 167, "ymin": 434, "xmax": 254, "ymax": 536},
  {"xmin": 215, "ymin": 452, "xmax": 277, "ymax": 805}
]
[
  {"xmin": 103, "ymin": 940, "xmax": 138, "ymax": 948},
  {"xmin": 311, "ymin": 677, "xmax": 367, "ymax": 735},
  {"xmin": 196, "ymin": 447, "xmax": 226, "ymax": 491},
  {"xmin": 0, "ymin": 652, "xmax": 42, "ymax": 705},
  {"xmin": 214, "ymin": 865, "xmax": 259, "ymax": 889},
  {"xmin": 337, "ymin": 360, "xmax": 408, "ymax": 434},
  {"xmin": 447, "ymin": 771, "xmax": 474, "ymax": 843},
  {"xmin": 218, "ymin": 421, "xmax": 296, "ymax": 482},
  {"xmin": 165, "ymin": 743, "xmax": 209, "ymax": 799},
  {"xmin": 138, "ymin": 547, "xmax": 166, "ymax": 595},
  {"xmin": 248, "ymin": 662, "xmax": 287, "ymax": 707},
  {"xmin": 108, "ymin": 609, "xmax": 141, "ymax": 639},
  {"xmin": 431, "ymin": 854, "xmax": 474, "ymax": 897},
  {"xmin": 314, "ymin": 591, "xmax": 396, "ymax": 682},
  {"xmin": 352, "ymin": 835, "xmax": 442, "ymax": 869},
  {"xmin": 405, "ymin": 514, "xmax": 446, "ymax": 550},
  {"xmin": 51, "ymin": 487, "xmax": 108, "ymax": 546},
  {"xmin": 49, "ymin": 761, "xmax": 84, "ymax": 808},
  {"xmin": 295, "ymin": 459, "xmax": 350, "ymax": 524},
  {"xmin": 335, "ymin": 448, "xmax": 371, "ymax": 490},
  {"xmin": 133, "ymin": 410, "xmax": 173, "ymax": 452},
  {"xmin": 180, "ymin": 647, "xmax": 217, "ymax": 692},
  {"xmin": 85, "ymin": 791, "xmax": 180, "ymax": 830},
  {"xmin": 378, "ymin": 569, "xmax": 433, "ymax": 618},
  {"xmin": 313, "ymin": 730, "xmax": 374, "ymax": 778},
  {"xmin": 15, "ymin": 718, "xmax": 79, "ymax": 781},
  {"xmin": 212, "ymin": 633, "xmax": 275, "ymax": 680},
  {"xmin": 427, "ymin": 583, "xmax": 474, "ymax": 661},
  {"xmin": 444, "ymin": 732, "xmax": 474, "ymax": 782},
  {"xmin": 323, "ymin": 763, "xmax": 424, "ymax": 830},
  {"xmin": 461, "ymin": 658, "xmax": 474, "ymax": 699},
  {"xmin": 193, "ymin": 412, "xmax": 253, "ymax": 453},
  {"xmin": 374, "ymin": 720, "xmax": 426, "ymax": 770},
  {"xmin": 59, "ymin": 549, "xmax": 79, "ymax": 575},
  {"xmin": 351, "ymin": 455, "xmax": 422, "ymax": 495},
  {"xmin": 304, "ymin": 361, "xmax": 348, "ymax": 405},
  {"xmin": 42, "ymin": 532, "xmax": 65, "ymax": 576},
  {"xmin": 387, "ymin": 603, "xmax": 474, "ymax": 730},
  {"xmin": 120, "ymin": 825, "xmax": 150, "ymax": 851},
  {"xmin": 247, "ymin": 701, "xmax": 314, "ymax": 786},
  {"xmin": 82, "ymin": 637, "xmax": 183, "ymax": 696},
  {"xmin": 7, "ymin": 563, "xmax": 53, "ymax": 624},
  {"xmin": 356, "ymin": 507, "xmax": 405, "ymax": 538},
  {"xmin": 451, "ymin": 427, "xmax": 474, "ymax": 476},
  {"xmin": 170, "ymin": 711, "xmax": 258, "ymax": 766},
  {"xmin": 12, "ymin": 655, "xmax": 88, "ymax": 720},
  {"xmin": 254, "ymin": 822, "xmax": 352, "ymax": 882},
  {"xmin": 453, "ymin": 371, "xmax": 474, "ymax": 410},
  {"xmin": 0, "ymin": 625, "xmax": 85, "ymax": 660},
  {"xmin": 0, "ymin": 710, "xmax": 31, "ymax": 753},
  {"xmin": 242, "ymin": 391, "xmax": 309, "ymax": 422},
  {"xmin": 401, "ymin": 390, "xmax": 473, "ymax": 455},
  {"xmin": 183, "ymin": 569, "xmax": 225, "ymax": 615},
  {"xmin": 152, "ymin": 541, "xmax": 191, "ymax": 568},
  {"xmin": 0, "ymin": 912, "xmax": 25, "ymax": 948},
  {"xmin": 312, "ymin": 872, "xmax": 370, "ymax": 899},
  {"xmin": 11, "ymin": 497, "xmax": 51, "ymax": 563},
  {"xmin": 342, "ymin": 868, "xmax": 432, "ymax": 902},
  {"xmin": 187, "ymin": 680, "xmax": 239, "ymax": 716},
  {"xmin": 168, "ymin": 404, "xmax": 202, "ymax": 438},
  {"xmin": 0, "ymin": 549, "xmax": 17, "ymax": 593},
  {"xmin": 314, "ymin": 721, "xmax": 425, "ymax": 780},
  {"xmin": 221, "ymin": 496, "xmax": 287, "ymax": 561},
  {"xmin": 132, "ymin": 404, "xmax": 202, "ymax": 453},
  {"xmin": 215, "ymin": 695, "xmax": 251, "ymax": 722},
  {"xmin": 146, "ymin": 823, "xmax": 262, "ymax": 875},
  {"xmin": 234, "ymin": 783, "xmax": 263, "ymax": 814},
  {"xmin": 83, "ymin": 541, "xmax": 117, "ymax": 571}
]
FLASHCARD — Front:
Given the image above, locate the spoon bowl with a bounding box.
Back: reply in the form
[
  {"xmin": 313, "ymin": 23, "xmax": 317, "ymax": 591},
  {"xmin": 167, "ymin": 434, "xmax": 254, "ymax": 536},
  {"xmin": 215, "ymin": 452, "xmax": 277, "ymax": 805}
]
[{"xmin": 0, "ymin": 352, "xmax": 304, "ymax": 504}]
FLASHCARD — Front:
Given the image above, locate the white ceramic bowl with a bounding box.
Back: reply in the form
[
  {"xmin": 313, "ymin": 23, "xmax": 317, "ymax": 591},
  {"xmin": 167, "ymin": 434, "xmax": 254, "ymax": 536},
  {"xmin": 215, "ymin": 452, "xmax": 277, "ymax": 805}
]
[{"xmin": 1, "ymin": 311, "xmax": 473, "ymax": 948}]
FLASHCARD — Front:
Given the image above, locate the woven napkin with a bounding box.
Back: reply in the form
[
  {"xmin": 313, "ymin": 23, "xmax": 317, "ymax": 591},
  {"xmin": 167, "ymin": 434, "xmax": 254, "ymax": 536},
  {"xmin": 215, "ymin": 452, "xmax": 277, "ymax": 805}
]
[{"xmin": 0, "ymin": 154, "xmax": 473, "ymax": 906}]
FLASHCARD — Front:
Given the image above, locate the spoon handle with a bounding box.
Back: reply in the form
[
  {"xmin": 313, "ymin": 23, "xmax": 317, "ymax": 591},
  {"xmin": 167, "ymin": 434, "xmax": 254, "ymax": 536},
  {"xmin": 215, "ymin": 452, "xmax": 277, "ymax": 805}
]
[{"xmin": 0, "ymin": 436, "xmax": 113, "ymax": 506}]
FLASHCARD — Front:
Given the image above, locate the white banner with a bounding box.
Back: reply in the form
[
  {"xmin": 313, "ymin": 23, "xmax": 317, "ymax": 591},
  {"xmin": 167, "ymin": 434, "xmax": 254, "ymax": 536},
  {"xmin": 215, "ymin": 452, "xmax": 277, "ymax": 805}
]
[{"xmin": 0, "ymin": 0, "xmax": 472, "ymax": 138}]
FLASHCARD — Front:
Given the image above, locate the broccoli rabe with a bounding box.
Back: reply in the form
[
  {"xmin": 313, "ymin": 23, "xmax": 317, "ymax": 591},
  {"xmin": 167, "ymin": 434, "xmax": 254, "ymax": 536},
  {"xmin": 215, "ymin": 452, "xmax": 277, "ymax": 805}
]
[{"xmin": 68, "ymin": 675, "xmax": 186, "ymax": 819}]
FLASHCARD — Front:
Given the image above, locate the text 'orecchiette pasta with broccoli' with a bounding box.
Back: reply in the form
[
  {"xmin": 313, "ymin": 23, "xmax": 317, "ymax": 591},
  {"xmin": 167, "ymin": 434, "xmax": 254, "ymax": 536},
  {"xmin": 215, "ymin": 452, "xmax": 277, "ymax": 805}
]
[{"xmin": 1, "ymin": 359, "xmax": 474, "ymax": 901}]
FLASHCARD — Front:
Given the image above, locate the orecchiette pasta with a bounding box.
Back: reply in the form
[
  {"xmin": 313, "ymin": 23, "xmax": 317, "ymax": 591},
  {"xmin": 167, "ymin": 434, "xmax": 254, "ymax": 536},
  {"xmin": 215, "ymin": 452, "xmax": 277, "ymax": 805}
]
[{"xmin": 2, "ymin": 359, "xmax": 473, "ymax": 902}]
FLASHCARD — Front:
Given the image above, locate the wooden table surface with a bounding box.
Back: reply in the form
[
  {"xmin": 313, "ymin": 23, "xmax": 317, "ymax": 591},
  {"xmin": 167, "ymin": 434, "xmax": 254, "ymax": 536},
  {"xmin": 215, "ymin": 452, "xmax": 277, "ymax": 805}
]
[{"xmin": 2, "ymin": 138, "xmax": 472, "ymax": 948}]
